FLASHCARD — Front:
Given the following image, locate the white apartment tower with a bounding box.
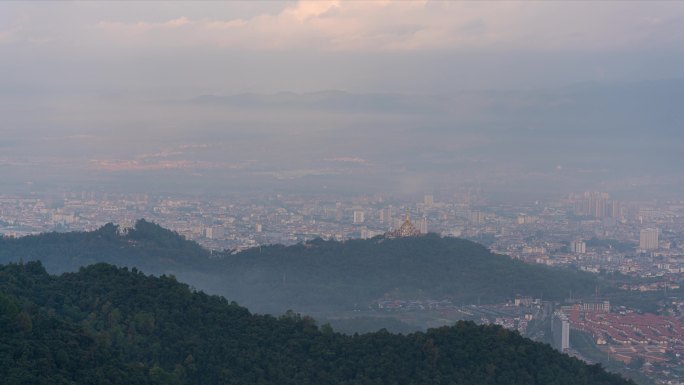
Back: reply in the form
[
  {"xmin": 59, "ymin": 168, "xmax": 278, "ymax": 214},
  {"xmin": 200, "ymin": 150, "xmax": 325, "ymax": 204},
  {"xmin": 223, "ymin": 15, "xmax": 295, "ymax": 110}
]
[
  {"xmin": 640, "ymin": 228, "xmax": 659, "ymax": 250},
  {"xmin": 420, "ymin": 217, "xmax": 428, "ymax": 234},
  {"xmin": 552, "ymin": 312, "xmax": 570, "ymax": 352},
  {"xmin": 353, "ymin": 210, "xmax": 365, "ymax": 224},
  {"xmin": 570, "ymin": 240, "xmax": 586, "ymax": 254}
]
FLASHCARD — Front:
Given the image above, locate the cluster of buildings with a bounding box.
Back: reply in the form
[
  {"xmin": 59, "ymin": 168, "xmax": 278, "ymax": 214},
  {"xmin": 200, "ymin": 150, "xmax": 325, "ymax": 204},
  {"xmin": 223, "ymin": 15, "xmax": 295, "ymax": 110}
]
[
  {"xmin": 3, "ymin": 190, "xmax": 684, "ymax": 278},
  {"xmin": 2, "ymin": 190, "xmax": 684, "ymax": 279},
  {"xmin": 0, "ymin": 192, "xmax": 429, "ymax": 252},
  {"xmin": 460, "ymin": 299, "xmax": 544, "ymax": 337},
  {"xmin": 485, "ymin": 195, "xmax": 684, "ymax": 286},
  {"xmin": 566, "ymin": 308, "xmax": 684, "ymax": 367},
  {"xmin": 4, "ymin": 189, "xmax": 684, "ymax": 383},
  {"xmin": 495, "ymin": 316, "xmax": 529, "ymax": 335}
]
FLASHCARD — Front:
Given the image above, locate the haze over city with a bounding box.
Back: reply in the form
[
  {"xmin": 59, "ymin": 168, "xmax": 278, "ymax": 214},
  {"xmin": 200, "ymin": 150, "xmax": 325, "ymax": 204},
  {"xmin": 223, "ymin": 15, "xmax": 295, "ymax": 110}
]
[{"xmin": 2, "ymin": 1, "xmax": 683, "ymax": 198}]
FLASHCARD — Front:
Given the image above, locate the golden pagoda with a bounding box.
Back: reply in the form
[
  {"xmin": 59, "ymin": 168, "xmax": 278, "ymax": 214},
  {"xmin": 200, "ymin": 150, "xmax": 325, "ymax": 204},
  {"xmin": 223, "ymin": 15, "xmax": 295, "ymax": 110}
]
[{"xmin": 385, "ymin": 212, "xmax": 421, "ymax": 238}]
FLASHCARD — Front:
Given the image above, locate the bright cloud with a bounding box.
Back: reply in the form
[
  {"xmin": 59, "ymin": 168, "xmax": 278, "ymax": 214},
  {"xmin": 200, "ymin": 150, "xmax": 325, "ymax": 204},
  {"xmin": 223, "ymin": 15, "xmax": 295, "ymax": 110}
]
[{"xmin": 89, "ymin": 1, "xmax": 684, "ymax": 52}]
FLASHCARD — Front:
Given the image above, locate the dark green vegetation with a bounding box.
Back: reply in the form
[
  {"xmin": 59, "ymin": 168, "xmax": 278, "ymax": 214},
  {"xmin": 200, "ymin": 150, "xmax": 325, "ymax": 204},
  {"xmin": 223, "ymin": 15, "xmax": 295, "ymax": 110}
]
[
  {"xmin": 0, "ymin": 262, "xmax": 634, "ymax": 385},
  {"xmin": 320, "ymin": 316, "xmax": 417, "ymax": 335},
  {"xmin": 0, "ymin": 220, "xmax": 605, "ymax": 313},
  {"xmin": 0, "ymin": 220, "xmax": 210, "ymax": 274},
  {"xmin": 225, "ymin": 235, "xmax": 603, "ymax": 312}
]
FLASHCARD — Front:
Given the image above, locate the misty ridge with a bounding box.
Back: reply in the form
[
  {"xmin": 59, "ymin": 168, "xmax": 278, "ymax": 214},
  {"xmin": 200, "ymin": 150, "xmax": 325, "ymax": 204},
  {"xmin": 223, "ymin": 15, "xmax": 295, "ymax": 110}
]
[
  {"xmin": 190, "ymin": 79, "xmax": 684, "ymax": 137},
  {"xmin": 0, "ymin": 220, "xmax": 604, "ymax": 314}
]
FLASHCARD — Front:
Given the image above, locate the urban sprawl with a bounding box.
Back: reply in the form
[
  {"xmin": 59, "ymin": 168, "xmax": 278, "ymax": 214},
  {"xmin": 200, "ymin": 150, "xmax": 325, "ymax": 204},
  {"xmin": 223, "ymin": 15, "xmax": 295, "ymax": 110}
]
[{"xmin": 2, "ymin": 190, "xmax": 684, "ymax": 384}]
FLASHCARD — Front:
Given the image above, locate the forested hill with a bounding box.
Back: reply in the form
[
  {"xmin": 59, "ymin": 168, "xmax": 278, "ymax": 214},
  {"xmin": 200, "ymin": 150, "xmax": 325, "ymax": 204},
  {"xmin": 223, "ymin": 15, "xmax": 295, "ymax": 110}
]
[
  {"xmin": 0, "ymin": 221, "xmax": 604, "ymax": 312},
  {"xmin": 0, "ymin": 262, "xmax": 633, "ymax": 385},
  {"xmin": 220, "ymin": 235, "xmax": 602, "ymax": 311},
  {"xmin": 0, "ymin": 219, "xmax": 211, "ymax": 274}
]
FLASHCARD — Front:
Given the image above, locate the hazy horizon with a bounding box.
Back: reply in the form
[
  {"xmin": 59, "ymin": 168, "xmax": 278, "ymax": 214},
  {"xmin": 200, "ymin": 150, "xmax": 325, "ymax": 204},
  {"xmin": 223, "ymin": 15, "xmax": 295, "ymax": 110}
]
[{"xmin": 2, "ymin": 1, "xmax": 684, "ymax": 198}]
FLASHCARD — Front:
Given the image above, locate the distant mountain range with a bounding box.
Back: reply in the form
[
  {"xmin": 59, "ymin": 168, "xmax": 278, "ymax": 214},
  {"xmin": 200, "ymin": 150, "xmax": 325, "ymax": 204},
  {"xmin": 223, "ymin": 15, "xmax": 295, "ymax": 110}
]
[
  {"xmin": 193, "ymin": 90, "xmax": 445, "ymax": 114},
  {"xmin": 1, "ymin": 220, "xmax": 607, "ymax": 313},
  {"xmin": 4, "ymin": 79, "xmax": 684, "ymax": 196},
  {"xmin": 0, "ymin": 261, "xmax": 634, "ymax": 385},
  {"xmin": 191, "ymin": 79, "xmax": 684, "ymax": 138}
]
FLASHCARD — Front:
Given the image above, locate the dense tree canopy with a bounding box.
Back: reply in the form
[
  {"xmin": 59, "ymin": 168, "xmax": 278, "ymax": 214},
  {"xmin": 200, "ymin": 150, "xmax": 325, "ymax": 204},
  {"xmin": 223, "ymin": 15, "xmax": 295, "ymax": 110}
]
[
  {"xmin": 0, "ymin": 221, "xmax": 606, "ymax": 313},
  {"xmin": 219, "ymin": 234, "xmax": 603, "ymax": 312},
  {"xmin": 0, "ymin": 220, "xmax": 211, "ymax": 274},
  {"xmin": 0, "ymin": 262, "xmax": 633, "ymax": 385}
]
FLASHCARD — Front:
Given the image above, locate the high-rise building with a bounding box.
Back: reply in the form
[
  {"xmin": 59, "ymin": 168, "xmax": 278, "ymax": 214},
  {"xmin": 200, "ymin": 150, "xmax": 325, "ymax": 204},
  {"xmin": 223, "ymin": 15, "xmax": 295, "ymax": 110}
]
[
  {"xmin": 423, "ymin": 194, "xmax": 434, "ymax": 206},
  {"xmin": 609, "ymin": 200, "xmax": 621, "ymax": 219},
  {"xmin": 353, "ymin": 210, "xmax": 365, "ymax": 224},
  {"xmin": 552, "ymin": 312, "xmax": 570, "ymax": 352},
  {"xmin": 419, "ymin": 217, "xmax": 428, "ymax": 234},
  {"xmin": 469, "ymin": 211, "xmax": 485, "ymax": 224},
  {"xmin": 574, "ymin": 192, "xmax": 610, "ymax": 218},
  {"xmin": 640, "ymin": 228, "xmax": 659, "ymax": 250},
  {"xmin": 592, "ymin": 195, "xmax": 607, "ymax": 218},
  {"xmin": 570, "ymin": 240, "xmax": 586, "ymax": 254}
]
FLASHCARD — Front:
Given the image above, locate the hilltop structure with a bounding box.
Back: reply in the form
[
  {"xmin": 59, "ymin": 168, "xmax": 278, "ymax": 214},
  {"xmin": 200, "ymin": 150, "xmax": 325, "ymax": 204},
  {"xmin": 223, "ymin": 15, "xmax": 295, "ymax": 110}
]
[{"xmin": 386, "ymin": 213, "xmax": 421, "ymax": 238}]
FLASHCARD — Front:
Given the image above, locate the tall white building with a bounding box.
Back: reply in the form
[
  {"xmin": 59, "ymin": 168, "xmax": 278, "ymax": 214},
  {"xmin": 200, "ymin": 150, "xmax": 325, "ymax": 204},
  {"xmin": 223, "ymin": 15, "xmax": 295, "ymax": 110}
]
[
  {"xmin": 570, "ymin": 240, "xmax": 586, "ymax": 254},
  {"xmin": 353, "ymin": 210, "xmax": 365, "ymax": 224},
  {"xmin": 609, "ymin": 200, "xmax": 621, "ymax": 219},
  {"xmin": 420, "ymin": 217, "xmax": 428, "ymax": 234},
  {"xmin": 552, "ymin": 312, "xmax": 570, "ymax": 352},
  {"xmin": 640, "ymin": 228, "xmax": 659, "ymax": 250},
  {"xmin": 468, "ymin": 211, "xmax": 485, "ymax": 224},
  {"xmin": 423, "ymin": 194, "xmax": 434, "ymax": 206},
  {"xmin": 205, "ymin": 226, "xmax": 224, "ymax": 239}
]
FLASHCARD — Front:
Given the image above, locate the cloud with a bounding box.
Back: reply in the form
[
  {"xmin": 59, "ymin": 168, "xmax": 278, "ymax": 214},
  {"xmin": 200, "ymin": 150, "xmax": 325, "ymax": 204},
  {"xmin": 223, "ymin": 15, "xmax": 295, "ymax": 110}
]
[
  {"xmin": 97, "ymin": 16, "xmax": 190, "ymax": 38},
  {"xmin": 90, "ymin": 1, "xmax": 684, "ymax": 52},
  {"xmin": 324, "ymin": 157, "xmax": 369, "ymax": 165}
]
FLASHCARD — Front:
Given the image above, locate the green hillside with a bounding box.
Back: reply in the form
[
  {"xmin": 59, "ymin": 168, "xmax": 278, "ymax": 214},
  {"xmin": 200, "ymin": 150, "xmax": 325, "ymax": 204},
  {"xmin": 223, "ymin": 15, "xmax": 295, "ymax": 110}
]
[
  {"xmin": 0, "ymin": 261, "xmax": 633, "ymax": 385},
  {"xmin": 219, "ymin": 234, "xmax": 602, "ymax": 312},
  {"xmin": 0, "ymin": 220, "xmax": 604, "ymax": 313},
  {"xmin": 0, "ymin": 220, "xmax": 211, "ymax": 274}
]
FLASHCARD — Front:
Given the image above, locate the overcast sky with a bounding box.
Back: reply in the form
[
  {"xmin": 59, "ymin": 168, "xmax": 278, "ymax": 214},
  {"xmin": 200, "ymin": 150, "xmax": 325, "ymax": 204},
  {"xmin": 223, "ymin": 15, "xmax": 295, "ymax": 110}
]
[
  {"xmin": 2, "ymin": 1, "xmax": 684, "ymax": 95},
  {"xmin": 2, "ymin": 1, "xmax": 684, "ymax": 197}
]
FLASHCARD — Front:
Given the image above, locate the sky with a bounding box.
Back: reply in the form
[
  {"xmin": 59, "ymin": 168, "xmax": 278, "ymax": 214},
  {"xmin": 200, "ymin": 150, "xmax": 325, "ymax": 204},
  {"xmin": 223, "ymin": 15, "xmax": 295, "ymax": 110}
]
[
  {"xmin": 3, "ymin": 1, "xmax": 684, "ymax": 94},
  {"xmin": 1, "ymin": 1, "xmax": 684, "ymax": 198}
]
